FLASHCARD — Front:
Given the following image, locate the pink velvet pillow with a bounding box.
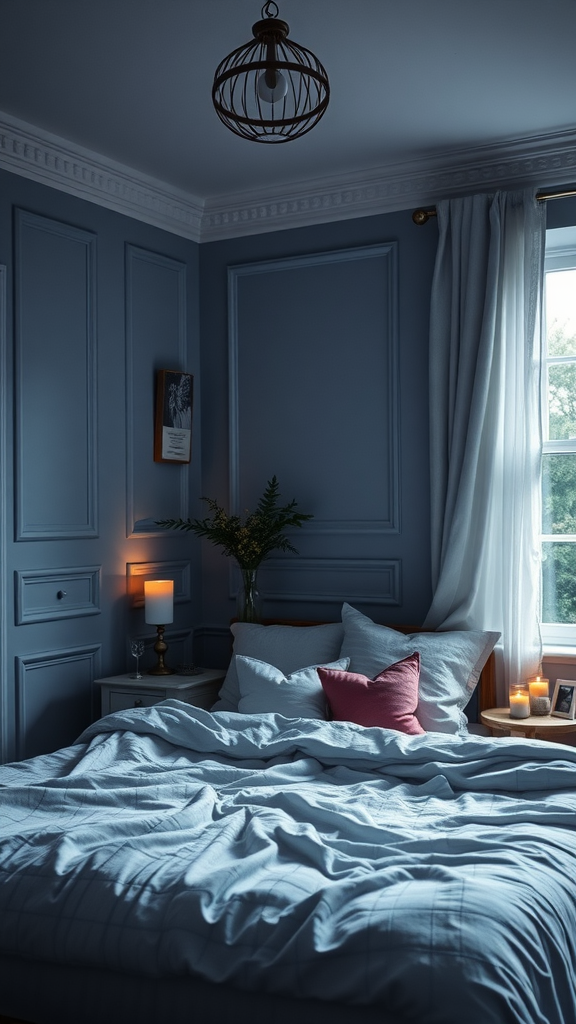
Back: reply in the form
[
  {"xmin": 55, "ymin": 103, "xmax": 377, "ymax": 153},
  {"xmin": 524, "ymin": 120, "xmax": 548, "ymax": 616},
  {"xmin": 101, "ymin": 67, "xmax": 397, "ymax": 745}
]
[{"xmin": 317, "ymin": 652, "xmax": 424, "ymax": 734}]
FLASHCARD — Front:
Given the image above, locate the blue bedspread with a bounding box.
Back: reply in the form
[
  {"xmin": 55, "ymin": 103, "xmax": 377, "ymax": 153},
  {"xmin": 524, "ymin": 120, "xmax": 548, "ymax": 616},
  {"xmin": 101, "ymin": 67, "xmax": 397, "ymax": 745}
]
[{"xmin": 2, "ymin": 701, "xmax": 576, "ymax": 1023}]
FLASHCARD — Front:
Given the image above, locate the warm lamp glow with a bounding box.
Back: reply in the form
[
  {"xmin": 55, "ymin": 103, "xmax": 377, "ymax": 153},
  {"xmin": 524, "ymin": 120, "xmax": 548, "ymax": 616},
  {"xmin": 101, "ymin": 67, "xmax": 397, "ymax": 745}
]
[{"xmin": 144, "ymin": 580, "xmax": 174, "ymax": 625}]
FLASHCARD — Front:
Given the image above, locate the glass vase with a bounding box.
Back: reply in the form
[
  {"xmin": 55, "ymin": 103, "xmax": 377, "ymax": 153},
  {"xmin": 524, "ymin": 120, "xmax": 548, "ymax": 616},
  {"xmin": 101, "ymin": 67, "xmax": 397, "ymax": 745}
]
[{"xmin": 237, "ymin": 567, "xmax": 262, "ymax": 623}]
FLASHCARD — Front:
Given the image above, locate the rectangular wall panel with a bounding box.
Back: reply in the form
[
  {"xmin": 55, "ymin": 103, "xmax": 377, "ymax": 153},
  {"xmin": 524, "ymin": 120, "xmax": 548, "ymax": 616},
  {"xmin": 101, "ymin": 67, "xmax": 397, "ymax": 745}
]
[
  {"xmin": 256, "ymin": 558, "xmax": 401, "ymax": 606},
  {"xmin": 125, "ymin": 245, "xmax": 189, "ymax": 537},
  {"xmin": 15, "ymin": 209, "xmax": 97, "ymax": 539},
  {"xmin": 15, "ymin": 566, "xmax": 101, "ymax": 623},
  {"xmin": 228, "ymin": 243, "xmax": 400, "ymax": 605},
  {"xmin": 15, "ymin": 645, "xmax": 101, "ymax": 760}
]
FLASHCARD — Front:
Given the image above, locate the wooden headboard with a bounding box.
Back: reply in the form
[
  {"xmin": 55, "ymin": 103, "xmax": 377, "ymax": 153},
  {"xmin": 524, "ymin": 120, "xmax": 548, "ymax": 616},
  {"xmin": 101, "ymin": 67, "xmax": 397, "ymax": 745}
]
[{"xmin": 258, "ymin": 619, "xmax": 496, "ymax": 716}]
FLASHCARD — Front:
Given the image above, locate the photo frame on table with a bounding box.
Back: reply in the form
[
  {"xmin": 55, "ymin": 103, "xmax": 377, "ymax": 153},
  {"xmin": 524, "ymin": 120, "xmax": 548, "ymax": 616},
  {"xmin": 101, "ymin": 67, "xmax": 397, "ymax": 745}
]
[
  {"xmin": 154, "ymin": 370, "xmax": 193, "ymax": 464},
  {"xmin": 551, "ymin": 679, "xmax": 576, "ymax": 719}
]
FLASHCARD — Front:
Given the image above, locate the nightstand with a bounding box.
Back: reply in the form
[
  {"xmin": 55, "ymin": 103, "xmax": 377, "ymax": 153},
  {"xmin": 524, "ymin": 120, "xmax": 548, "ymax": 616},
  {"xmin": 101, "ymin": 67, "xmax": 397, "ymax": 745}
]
[
  {"xmin": 480, "ymin": 707, "xmax": 576, "ymax": 742},
  {"xmin": 95, "ymin": 669, "xmax": 226, "ymax": 717}
]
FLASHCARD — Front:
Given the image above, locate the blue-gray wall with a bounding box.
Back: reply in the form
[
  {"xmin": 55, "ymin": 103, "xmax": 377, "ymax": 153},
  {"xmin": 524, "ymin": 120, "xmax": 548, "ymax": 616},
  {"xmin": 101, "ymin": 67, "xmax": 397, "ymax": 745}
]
[
  {"xmin": 12, "ymin": 172, "xmax": 575, "ymax": 761},
  {"xmin": 0, "ymin": 168, "xmax": 201, "ymax": 762},
  {"xmin": 0, "ymin": 167, "xmax": 441, "ymax": 761},
  {"xmin": 196, "ymin": 212, "xmax": 439, "ymax": 669}
]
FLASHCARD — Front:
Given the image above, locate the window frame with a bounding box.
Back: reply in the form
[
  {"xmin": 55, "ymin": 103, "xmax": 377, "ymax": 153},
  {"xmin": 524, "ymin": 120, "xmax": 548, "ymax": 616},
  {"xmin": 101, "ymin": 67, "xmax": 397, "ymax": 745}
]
[{"xmin": 540, "ymin": 230, "xmax": 576, "ymax": 647}]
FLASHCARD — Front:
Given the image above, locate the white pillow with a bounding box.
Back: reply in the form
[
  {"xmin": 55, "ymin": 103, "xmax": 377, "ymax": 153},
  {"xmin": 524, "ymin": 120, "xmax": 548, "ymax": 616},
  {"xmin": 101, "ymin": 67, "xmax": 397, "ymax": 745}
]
[
  {"xmin": 211, "ymin": 621, "xmax": 344, "ymax": 712},
  {"xmin": 338, "ymin": 603, "xmax": 499, "ymax": 734},
  {"xmin": 236, "ymin": 655, "xmax": 350, "ymax": 718}
]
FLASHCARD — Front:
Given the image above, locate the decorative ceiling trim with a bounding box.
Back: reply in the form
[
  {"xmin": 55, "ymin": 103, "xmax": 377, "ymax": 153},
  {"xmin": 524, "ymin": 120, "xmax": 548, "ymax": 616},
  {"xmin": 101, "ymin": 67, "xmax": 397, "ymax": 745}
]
[
  {"xmin": 1, "ymin": 110, "xmax": 576, "ymax": 243},
  {"xmin": 202, "ymin": 129, "xmax": 576, "ymax": 240},
  {"xmin": 0, "ymin": 112, "xmax": 204, "ymax": 242}
]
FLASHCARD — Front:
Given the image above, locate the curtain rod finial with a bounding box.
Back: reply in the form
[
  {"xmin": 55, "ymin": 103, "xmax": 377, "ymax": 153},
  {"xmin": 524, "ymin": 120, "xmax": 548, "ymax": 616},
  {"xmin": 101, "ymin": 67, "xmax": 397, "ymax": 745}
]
[{"xmin": 412, "ymin": 208, "xmax": 435, "ymax": 225}]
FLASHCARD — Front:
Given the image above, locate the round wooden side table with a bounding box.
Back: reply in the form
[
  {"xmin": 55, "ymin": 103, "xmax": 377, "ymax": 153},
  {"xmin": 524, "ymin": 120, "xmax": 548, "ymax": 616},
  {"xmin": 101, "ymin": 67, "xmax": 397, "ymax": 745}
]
[{"xmin": 480, "ymin": 707, "xmax": 576, "ymax": 742}]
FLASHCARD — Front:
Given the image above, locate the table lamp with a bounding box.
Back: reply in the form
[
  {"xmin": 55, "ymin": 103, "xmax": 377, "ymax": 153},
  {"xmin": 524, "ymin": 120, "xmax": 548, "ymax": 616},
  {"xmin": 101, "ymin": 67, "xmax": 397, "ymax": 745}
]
[{"xmin": 144, "ymin": 580, "xmax": 174, "ymax": 675}]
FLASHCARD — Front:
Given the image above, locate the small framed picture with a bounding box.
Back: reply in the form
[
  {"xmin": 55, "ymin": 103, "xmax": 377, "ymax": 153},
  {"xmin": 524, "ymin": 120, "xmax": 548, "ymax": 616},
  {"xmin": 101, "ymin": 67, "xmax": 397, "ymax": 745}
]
[
  {"xmin": 551, "ymin": 679, "xmax": 576, "ymax": 719},
  {"xmin": 154, "ymin": 370, "xmax": 193, "ymax": 463}
]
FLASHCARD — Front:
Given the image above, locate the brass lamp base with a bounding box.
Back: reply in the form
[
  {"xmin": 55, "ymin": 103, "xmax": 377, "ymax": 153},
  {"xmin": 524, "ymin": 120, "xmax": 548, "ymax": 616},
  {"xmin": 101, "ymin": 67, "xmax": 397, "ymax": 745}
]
[{"xmin": 147, "ymin": 624, "xmax": 174, "ymax": 675}]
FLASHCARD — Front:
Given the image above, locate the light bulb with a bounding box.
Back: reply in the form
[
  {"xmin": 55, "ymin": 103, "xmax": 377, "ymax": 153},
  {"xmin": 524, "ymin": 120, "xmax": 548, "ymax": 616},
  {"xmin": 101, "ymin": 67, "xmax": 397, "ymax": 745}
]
[{"xmin": 257, "ymin": 69, "xmax": 288, "ymax": 103}]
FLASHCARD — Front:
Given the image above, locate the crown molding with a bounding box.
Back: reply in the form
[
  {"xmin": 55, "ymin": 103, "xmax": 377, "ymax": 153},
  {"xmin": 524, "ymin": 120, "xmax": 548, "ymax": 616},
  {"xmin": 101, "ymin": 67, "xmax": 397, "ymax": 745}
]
[
  {"xmin": 1, "ymin": 110, "xmax": 576, "ymax": 243},
  {"xmin": 203, "ymin": 129, "xmax": 576, "ymax": 240},
  {"xmin": 0, "ymin": 111, "xmax": 204, "ymax": 242}
]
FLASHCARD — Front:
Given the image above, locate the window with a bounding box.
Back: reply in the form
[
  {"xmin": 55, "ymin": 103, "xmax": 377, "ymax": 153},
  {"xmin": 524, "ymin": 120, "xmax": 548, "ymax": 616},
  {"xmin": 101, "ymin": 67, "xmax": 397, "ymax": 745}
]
[{"xmin": 541, "ymin": 227, "xmax": 576, "ymax": 646}]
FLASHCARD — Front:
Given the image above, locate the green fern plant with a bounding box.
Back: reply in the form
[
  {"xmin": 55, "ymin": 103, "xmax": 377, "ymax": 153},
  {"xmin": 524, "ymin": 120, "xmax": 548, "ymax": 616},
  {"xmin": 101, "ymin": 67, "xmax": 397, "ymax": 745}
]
[{"xmin": 157, "ymin": 476, "xmax": 313, "ymax": 569}]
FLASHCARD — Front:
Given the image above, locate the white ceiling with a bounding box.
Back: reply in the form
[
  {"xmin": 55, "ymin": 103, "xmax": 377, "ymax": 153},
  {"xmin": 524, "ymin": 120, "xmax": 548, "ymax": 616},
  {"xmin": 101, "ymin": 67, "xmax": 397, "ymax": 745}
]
[{"xmin": 1, "ymin": 0, "xmax": 576, "ymax": 239}]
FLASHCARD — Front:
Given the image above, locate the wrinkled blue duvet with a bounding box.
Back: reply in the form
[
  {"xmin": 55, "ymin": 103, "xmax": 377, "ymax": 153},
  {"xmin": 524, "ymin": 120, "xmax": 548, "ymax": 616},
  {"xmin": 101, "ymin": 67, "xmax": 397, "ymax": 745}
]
[{"xmin": 2, "ymin": 701, "xmax": 576, "ymax": 1023}]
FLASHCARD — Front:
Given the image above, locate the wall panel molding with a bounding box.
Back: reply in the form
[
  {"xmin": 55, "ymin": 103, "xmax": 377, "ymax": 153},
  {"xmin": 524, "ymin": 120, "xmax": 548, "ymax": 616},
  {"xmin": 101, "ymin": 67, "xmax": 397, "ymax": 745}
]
[
  {"xmin": 293, "ymin": 520, "xmax": 403, "ymax": 536},
  {"xmin": 15, "ymin": 209, "xmax": 98, "ymax": 540},
  {"xmin": 247, "ymin": 557, "xmax": 402, "ymax": 607},
  {"xmin": 125, "ymin": 245, "xmax": 189, "ymax": 538},
  {"xmin": 15, "ymin": 565, "xmax": 101, "ymax": 624},
  {"xmin": 15, "ymin": 644, "xmax": 101, "ymax": 760},
  {"xmin": 228, "ymin": 243, "xmax": 400, "ymax": 546}
]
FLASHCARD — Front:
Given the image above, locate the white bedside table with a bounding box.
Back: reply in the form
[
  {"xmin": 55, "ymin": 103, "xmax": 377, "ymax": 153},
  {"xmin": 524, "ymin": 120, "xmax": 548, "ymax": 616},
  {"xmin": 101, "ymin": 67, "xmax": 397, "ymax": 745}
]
[{"xmin": 95, "ymin": 669, "xmax": 226, "ymax": 716}]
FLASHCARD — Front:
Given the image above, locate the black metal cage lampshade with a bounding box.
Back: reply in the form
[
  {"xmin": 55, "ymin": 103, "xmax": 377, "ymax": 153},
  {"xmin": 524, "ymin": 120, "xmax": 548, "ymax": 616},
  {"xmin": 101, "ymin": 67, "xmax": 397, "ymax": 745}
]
[{"xmin": 212, "ymin": 1, "xmax": 329, "ymax": 143}]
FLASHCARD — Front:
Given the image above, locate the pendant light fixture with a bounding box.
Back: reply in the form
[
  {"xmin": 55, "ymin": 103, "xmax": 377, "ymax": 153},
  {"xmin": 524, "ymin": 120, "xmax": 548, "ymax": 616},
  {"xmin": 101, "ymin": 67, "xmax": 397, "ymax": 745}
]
[{"xmin": 212, "ymin": 1, "xmax": 329, "ymax": 143}]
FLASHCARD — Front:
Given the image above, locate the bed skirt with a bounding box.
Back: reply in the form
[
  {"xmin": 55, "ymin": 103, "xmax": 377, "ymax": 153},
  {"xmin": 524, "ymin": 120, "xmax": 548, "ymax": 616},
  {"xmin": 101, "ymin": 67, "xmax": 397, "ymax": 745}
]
[{"xmin": 0, "ymin": 955, "xmax": 403, "ymax": 1024}]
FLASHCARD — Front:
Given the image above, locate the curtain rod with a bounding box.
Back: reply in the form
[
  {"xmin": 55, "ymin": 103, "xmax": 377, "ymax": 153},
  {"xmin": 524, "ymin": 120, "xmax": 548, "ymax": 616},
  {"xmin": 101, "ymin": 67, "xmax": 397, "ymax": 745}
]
[{"xmin": 412, "ymin": 188, "xmax": 576, "ymax": 225}]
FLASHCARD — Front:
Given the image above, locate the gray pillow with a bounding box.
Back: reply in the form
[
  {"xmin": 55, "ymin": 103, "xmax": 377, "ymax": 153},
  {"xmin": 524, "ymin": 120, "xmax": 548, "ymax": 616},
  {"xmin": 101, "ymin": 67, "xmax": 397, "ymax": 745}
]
[
  {"xmin": 339, "ymin": 603, "xmax": 499, "ymax": 734},
  {"xmin": 236, "ymin": 655, "xmax": 350, "ymax": 719},
  {"xmin": 211, "ymin": 620, "xmax": 344, "ymax": 712}
]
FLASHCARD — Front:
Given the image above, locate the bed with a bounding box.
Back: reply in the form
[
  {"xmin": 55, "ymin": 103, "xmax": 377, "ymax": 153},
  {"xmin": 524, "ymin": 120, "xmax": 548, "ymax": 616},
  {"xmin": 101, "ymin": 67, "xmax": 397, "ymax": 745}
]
[{"xmin": 1, "ymin": 602, "xmax": 576, "ymax": 1024}]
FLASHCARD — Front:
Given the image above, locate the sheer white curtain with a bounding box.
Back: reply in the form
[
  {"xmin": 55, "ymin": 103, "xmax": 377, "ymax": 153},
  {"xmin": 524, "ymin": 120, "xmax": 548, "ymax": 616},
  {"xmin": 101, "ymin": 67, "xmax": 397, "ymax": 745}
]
[{"xmin": 423, "ymin": 189, "xmax": 546, "ymax": 703}]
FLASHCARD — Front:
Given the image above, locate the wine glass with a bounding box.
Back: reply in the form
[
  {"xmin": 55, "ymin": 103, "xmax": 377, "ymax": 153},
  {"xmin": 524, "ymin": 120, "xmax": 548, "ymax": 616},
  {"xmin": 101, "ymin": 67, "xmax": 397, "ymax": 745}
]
[{"xmin": 130, "ymin": 638, "xmax": 145, "ymax": 679}]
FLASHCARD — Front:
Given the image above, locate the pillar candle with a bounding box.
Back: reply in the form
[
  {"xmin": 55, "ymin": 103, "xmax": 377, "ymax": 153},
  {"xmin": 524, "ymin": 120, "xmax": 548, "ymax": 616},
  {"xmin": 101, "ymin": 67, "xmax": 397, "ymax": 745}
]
[
  {"xmin": 528, "ymin": 676, "xmax": 549, "ymax": 699},
  {"xmin": 529, "ymin": 675, "xmax": 550, "ymax": 716},
  {"xmin": 144, "ymin": 580, "xmax": 174, "ymax": 624},
  {"xmin": 509, "ymin": 691, "xmax": 530, "ymax": 719}
]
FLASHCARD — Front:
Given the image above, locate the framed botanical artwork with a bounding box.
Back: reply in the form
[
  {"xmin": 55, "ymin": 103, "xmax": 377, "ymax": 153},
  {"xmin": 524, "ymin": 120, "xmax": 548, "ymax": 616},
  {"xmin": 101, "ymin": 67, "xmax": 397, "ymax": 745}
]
[
  {"xmin": 551, "ymin": 679, "xmax": 576, "ymax": 719},
  {"xmin": 154, "ymin": 370, "xmax": 193, "ymax": 463}
]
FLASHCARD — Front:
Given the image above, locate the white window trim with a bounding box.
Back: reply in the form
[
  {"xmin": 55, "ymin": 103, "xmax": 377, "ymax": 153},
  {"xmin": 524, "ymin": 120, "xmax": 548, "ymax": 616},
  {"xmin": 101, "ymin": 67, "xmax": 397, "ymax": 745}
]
[{"xmin": 540, "ymin": 230, "xmax": 576, "ymax": 649}]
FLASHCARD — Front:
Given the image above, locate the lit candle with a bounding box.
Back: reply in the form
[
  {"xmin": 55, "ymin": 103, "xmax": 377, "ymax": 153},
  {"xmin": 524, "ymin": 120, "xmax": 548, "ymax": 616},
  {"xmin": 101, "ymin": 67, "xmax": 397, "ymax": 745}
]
[
  {"xmin": 528, "ymin": 676, "xmax": 549, "ymax": 699},
  {"xmin": 528, "ymin": 675, "xmax": 550, "ymax": 716},
  {"xmin": 509, "ymin": 691, "xmax": 530, "ymax": 719},
  {"xmin": 144, "ymin": 580, "xmax": 174, "ymax": 625}
]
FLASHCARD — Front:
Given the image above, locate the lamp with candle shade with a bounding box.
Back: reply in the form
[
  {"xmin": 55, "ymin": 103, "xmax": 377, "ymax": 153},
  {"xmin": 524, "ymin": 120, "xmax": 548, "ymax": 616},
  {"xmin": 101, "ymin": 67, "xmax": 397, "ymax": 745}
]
[{"xmin": 145, "ymin": 580, "xmax": 175, "ymax": 675}]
